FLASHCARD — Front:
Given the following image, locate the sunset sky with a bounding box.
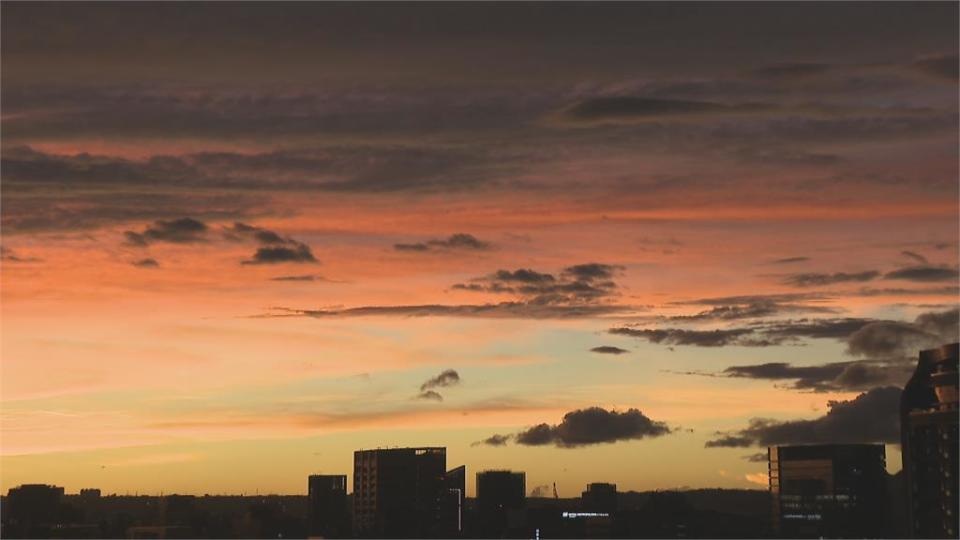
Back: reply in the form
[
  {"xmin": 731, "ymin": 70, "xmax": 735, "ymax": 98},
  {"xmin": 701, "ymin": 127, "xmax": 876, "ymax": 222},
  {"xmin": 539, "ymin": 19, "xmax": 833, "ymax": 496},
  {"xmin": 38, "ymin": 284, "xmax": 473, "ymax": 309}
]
[{"xmin": 1, "ymin": 3, "xmax": 958, "ymax": 497}]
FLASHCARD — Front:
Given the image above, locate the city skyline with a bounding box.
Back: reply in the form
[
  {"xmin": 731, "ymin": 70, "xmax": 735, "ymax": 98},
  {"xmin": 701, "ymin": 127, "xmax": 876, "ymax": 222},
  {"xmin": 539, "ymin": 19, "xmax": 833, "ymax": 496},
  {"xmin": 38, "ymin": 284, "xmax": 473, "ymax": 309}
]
[
  {"xmin": 2, "ymin": 2, "xmax": 959, "ymax": 500},
  {"xmin": 1, "ymin": 343, "xmax": 957, "ymax": 537}
]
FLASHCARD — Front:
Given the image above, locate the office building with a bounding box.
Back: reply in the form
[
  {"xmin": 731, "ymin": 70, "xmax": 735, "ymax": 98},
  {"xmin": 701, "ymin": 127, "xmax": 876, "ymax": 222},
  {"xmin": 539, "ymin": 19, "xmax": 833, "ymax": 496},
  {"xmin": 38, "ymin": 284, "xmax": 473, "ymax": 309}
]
[
  {"xmin": 580, "ymin": 483, "xmax": 617, "ymax": 514},
  {"xmin": 901, "ymin": 342, "xmax": 959, "ymax": 539},
  {"xmin": 308, "ymin": 474, "xmax": 349, "ymax": 538},
  {"xmin": 476, "ymin": 470, "xmax": 526, "ymax": 538},
  {"xmin": 768, "ymin": 444, "xmax": 886, "ymax": 538},
  {"xmin": 353, "ymin": 447, "xmax": 449, "ymax": 538}
]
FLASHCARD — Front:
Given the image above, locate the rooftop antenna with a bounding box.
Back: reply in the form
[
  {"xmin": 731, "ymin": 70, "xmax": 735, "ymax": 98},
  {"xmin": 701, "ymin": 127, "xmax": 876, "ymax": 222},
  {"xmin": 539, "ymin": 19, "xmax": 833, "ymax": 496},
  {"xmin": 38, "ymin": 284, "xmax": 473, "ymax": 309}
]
[{"xmin": 553, "ymin": 482, "xmax": 558, "ymax": 499}]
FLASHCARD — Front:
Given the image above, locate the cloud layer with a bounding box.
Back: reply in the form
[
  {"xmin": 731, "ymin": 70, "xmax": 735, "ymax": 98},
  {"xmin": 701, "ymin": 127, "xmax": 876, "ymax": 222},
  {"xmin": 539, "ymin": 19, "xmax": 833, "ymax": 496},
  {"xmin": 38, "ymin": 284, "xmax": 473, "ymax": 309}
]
[
  {"xmin": 478, "ymin": 407, "xmax": 671, "ymax": 448},
  {"xmin": 705, "ymin": 386, "xmax": 902, "ymax": 447}
]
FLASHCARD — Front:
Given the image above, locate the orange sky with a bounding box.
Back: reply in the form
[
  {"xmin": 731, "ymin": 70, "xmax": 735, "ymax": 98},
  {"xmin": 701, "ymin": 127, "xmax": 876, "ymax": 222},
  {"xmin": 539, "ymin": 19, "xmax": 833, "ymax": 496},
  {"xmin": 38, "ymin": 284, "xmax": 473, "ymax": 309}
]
[{"xmin": 1, "ymin": 2, "xmax": 958, "ymax": 496}]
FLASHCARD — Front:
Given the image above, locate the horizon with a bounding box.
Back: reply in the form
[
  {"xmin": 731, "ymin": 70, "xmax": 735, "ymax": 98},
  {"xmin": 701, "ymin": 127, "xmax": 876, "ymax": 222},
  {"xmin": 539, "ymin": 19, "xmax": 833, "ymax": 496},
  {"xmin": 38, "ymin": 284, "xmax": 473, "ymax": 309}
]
[{"xmin": 1, "ymin": 2, "xmax": 958, "ymax": 503}]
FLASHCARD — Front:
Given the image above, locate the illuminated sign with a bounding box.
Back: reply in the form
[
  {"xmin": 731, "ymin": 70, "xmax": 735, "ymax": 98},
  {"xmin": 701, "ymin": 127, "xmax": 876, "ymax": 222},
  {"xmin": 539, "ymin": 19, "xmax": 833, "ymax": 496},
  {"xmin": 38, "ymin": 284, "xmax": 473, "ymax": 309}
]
[{"xmin": 561, "ymin": 512, "xmax": 610, "ymax": 519}]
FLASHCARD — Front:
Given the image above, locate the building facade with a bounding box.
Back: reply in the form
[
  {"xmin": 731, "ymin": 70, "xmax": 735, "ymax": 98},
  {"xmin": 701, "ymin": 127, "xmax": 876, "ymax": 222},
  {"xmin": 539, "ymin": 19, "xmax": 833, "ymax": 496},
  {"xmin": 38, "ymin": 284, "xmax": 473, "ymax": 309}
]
[
  {"xmin": 308, "ymin": 474, "xmax": 348, "ymax": 538},
  {"xmin": 768, "ymin": 444, "xmax": 886, "ymax": 538},
  {"xmin": 901, "ymin": 342, "xmax": 959, "ymax": 539},
  {"xmin": 353, "ymin": 447, "xmax": 447, "ymax": 538}
]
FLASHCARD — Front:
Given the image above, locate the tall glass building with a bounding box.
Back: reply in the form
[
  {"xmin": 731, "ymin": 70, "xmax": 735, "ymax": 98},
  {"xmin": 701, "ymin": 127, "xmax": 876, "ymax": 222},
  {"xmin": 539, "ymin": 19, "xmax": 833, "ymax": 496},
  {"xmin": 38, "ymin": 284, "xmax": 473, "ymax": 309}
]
[{"xmin": 901, "ymin": 342, "xmax": 959, "ymax": 539}]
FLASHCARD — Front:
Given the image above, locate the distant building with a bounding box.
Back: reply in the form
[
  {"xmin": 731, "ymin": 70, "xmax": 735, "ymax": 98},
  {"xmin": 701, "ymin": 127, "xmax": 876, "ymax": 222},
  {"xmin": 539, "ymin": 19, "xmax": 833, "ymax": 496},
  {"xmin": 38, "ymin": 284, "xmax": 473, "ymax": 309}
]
[
  {"xmin": 476, "ymin": 470, "xmax": 526, "ymax": 538},
  {"xmin": 901, "ymin": 342, "xmax": 959, "ymax": 539},
  {"xmin": 308, "ymin": 474, "xmax": 348, "ymax": 538},
  {"xmin": 768, "ymin": 444, "xmax": 886, "ymax": 538},
  {"xmin": 353, "ymin": 447, "xmax": 450, "ymax": 538},
  {"xmin": 581, "ymin": 483, "xmax": 617, "ymax": 514},
  {"xmin": 79, "ymin": 489, "xmax": 101, "ymax": 498}
]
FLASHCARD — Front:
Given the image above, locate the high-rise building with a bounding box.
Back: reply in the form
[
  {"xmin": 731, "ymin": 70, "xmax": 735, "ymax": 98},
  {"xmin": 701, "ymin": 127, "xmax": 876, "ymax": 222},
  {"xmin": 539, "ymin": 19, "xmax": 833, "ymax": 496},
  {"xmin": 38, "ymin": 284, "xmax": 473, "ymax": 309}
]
[
  {"xmin": 580, "ymin": 483, "xmax": 617, "ymax": 514},
  {"xmin": 353, "ymin": 447, "xmax": 447, "ymax": 538},
  {"xmin": 901, "ymin": 342, "xmax": 959, "ymax": 539},
  {"xmin": 768, "ymin": 444, "xmax": 886, "ymax": 538},
  {"xmin": 308, "ymin": 474, "xmax": 349, "ymax": 538},
  {"xmin": 476, "ymin": 470, "xmax": 526, "ymax": 538}
]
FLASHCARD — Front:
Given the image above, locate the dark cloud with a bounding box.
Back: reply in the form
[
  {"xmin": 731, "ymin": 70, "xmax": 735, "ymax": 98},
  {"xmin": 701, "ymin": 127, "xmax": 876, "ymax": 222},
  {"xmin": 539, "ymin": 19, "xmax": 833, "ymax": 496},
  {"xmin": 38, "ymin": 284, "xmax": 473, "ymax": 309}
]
[
  {"xmin": 420, "ymin": 369, "xmax": 460, "ymax": 391},
  {"xmin": 242, "ymin": 244, "xmax": 317, "ymax": 265},
  {"xmin": 3, "ymin": 185, "xmax": 262, "ymax": 235},
  {"xmin": 415, "ymin": 390, "xmax": 443, "ymax": 402},
  {"xmin": 781, "ymin": 271, "xmax": 880, "ymax": 287},
  {"xmin": 224, "ymin": 222, "xmax": 319, "ymax": 265},
  {"xmin": 611, "ymin": 317, "xmax": 880, "ymax": 348},
  {"xmin": 394, "ymin": 233, "xmax": 490, "ymax": 252},
  {"xmin": 609, "ymin": 327, "xmax": 768, "ymax": 347},
  {"xmin": 772, "ymin": 256, "xmax": 810, "ymax": 264},
  {"xmin": 225, "ymin": 222, "xmax": 289, "ymax": 245},
  {"xmin": 489, "ymin": 407, "xmax": 671, "ymax": 448},
  {"xmin": 915, "ymin": 308, "xmax": 960, "ymax": 339},
  {"xmin": 491, "ymin": 269, "xmax": 556, "ymax": 284},
  {"xmin": 642, "ymin": 308, "xmax": 956, "ymax": 355},
  {"xmin": 846, "ymin": 308, "xmax": 959, "ymax": 358},
  {"xmin": 762, "ymin": 318, "xmax": 877, "ymax": 340},
  {"xmin": 562, "ymin": 263, "xmax": 623, "ymax": 281},
  {"xmin": 472, "ymin": 434, "xmax": 512, "ymax": 447},
  {"xmin": 743, "ymin": 452, "xmax": 768, "ymax": 463},
  {"xmin": 123, "ymin": 217, "xmax": 208, "ymax": 246},
  {"xmin": 705, "ymin": 386, "xmax": 902, "ymax": 447},
  {"xmin": 901, "ymin": 250, "xmax": 929, "ymax": 264},
  {"xmin": 452, "ymin": 263, "xmax": 622, "ymax": 306},
  {"xmin": 850, "ymin": 286, "xmax": 960, "ymax": 297},
  {"xmin": 0, "ymin": 145, "xmax": 516, "ymax": 234},
  {"xmin": 704, "ymin": 435, "xmax": 755, "ymax": 449},
  {"xmin": 674, "ymin": 293, "xmax": 827, "ymax": 307},
  {"xmin": 590, "ymin": 346, "xmax": 630, "ymax": 355},
  {"xmin": 721, "ymin": 359, "xmax": 912, "ymax": 392},
  {"xmin": 132, "ymin": 258, "xmax": 160, "ymax": 268},
  {"xmin": 266, "ymin": 301, "xmax": 634, "ymax": 320},
  {"xmin": 885, "ymin": 265, "xmax": 959, "ymax": 282},
  {"xmin": 669, "ymin": 301, "xmax": 837, "ymax": 322},
  {"xmin": 269, "ymin": 274, "xmax": 325, "ymax": 282}
]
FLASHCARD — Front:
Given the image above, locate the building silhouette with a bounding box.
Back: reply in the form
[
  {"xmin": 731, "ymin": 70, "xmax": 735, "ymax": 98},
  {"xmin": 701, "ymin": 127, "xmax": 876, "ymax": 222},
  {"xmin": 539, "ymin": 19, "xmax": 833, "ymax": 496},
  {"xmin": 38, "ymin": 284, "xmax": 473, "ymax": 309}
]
[
  {"xmin": 476, "ymin": 470, "xmax": 526, "ymax": 538},
  {"xmin": 581, "ymin": 483, "xmax": 617, "ymax": 514},
  {"xmin": 353, "ymin": 447, "xmax": 460, "ymax": 538},
  {"xmin": 768, "ymin": 444, "xmax": 886, "ymax": 538},
  {"xmin": 440, "ymin": 465, "xmax": 466, "ymax": 537},
  {"xmin": 5, "ymin": 484, "xmax": 66, "ymax": 537},
  {"xmin": 901, "ymin": 342, "xmax": 959, "ymax": 539},
  {"xmin": 308, "ymin": 474, "xmax": 349, "ymax": 538}
]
